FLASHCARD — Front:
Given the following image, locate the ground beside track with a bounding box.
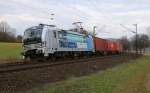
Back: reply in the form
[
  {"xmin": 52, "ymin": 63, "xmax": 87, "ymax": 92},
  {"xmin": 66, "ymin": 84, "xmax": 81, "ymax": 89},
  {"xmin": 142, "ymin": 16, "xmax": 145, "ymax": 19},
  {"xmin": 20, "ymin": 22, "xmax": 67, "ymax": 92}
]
[
  {"xmin": 30, "ymin": 56, "xmax": 150, "ymax": 93},
  {"xmin": 0, "ymin": 55, "xmax": 139, "ymax": 93},
  {"xmin": 0, "ymin": 42, "xmax": 21, "ymax": 64}
]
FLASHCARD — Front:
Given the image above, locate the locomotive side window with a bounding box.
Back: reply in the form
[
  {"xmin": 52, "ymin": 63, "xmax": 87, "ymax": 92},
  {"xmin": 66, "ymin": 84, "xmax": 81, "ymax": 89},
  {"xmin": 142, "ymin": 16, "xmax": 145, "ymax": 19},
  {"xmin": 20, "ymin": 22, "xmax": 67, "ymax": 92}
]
[{"xmin": 53, "ymin": 31, "xmax": 56, "ymax": 38}]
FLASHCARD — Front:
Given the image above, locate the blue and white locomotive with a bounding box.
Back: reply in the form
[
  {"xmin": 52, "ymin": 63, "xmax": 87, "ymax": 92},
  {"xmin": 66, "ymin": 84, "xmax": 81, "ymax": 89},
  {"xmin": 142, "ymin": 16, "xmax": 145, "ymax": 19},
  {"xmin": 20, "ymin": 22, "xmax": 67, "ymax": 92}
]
[{"xmin": 22, "ymin": 24, "xmax": 94, "ymax": 59}]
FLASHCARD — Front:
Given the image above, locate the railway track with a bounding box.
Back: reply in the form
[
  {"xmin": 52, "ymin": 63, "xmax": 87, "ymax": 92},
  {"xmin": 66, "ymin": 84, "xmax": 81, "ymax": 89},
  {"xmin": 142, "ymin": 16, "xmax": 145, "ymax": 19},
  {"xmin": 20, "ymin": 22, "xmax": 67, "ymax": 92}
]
[
  {"xmin": 0, "ymin": 55, "xmax": 125, "ymax": 73},
  {"xmin": 0, "ymin": 54, "xmax": 140, "ymax": 93}
]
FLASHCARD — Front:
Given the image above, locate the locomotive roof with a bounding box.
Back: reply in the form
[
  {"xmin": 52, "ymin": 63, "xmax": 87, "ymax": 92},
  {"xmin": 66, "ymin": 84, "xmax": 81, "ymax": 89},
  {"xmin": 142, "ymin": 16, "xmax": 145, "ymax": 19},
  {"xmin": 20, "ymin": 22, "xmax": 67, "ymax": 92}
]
[{"xmin": 58, "ymin": 29, "xmax": 87, "ymax": 36}]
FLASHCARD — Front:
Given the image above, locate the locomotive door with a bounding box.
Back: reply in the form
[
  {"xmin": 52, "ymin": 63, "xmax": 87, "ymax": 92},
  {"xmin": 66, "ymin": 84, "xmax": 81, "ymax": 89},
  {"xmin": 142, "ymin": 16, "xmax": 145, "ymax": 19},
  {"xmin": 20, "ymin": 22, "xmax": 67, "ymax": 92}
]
[
  {"xmin": 51, "ymin": 30, "xmax": 58, "ymax": 52},
  {"xmin": 45, "ymin": 27, "xmax": 58, "ymax": 54}
]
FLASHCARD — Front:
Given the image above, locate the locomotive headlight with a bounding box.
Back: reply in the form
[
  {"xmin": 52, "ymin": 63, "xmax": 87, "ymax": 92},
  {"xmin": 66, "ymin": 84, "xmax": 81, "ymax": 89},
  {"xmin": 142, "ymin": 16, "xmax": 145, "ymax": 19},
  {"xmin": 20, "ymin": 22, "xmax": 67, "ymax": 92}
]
[{"xmin": 42, "ymin": 41, "xmax": 46, "ymax": 47}]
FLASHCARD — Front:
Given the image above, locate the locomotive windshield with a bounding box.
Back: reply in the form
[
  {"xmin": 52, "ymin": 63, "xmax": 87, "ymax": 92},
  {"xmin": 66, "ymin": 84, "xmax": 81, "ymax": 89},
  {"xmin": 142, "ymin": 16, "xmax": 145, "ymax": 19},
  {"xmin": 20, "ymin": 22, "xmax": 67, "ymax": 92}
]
[{"xmin": 23, "ymin": 26, "xmax": 43, "ymax": 45}]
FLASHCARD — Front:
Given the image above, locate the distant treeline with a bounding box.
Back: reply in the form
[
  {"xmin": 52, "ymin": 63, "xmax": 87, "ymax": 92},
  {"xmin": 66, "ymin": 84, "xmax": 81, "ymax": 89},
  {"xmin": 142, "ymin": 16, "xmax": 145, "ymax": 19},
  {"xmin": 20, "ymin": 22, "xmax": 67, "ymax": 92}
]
[
  {"xmin": 119, "ymin": 34, "xmax": 150, "ymax": 53},
  {"xmin": 0, "ymin": 21, "xmax": 22, "ymax": 43}
]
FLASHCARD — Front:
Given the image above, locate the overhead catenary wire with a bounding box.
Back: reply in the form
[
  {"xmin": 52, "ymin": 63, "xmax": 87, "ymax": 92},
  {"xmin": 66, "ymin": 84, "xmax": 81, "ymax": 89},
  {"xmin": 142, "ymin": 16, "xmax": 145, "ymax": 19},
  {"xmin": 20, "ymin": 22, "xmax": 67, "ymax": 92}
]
[
  {"xmin": 86, "ymin": 0, "xmax": 117, "ymax": 25},
  {"xmin": 120, "ymin": 24, "xmax": 136, "ymax": 33},
  {"xmin": 56, "ymin": 1, "xmax": 91, "ymax": 23},
  {"xmin": 56, "ymin": 0, "xmax": 110, "ymax": 32},
  {"xmin": 85, "ymin": 0, "xmax": 135, "ymax": 37},
  {"xmin": 84, "ymin": 0, "xmax": 123, "ymax": 35},
  {"xmin": 8, "ymin": 0, "xmax": 110, "ymax": 31},
  {"xmin": 6, "ymin": 0, "xmax": 136, "ymax": 38}
]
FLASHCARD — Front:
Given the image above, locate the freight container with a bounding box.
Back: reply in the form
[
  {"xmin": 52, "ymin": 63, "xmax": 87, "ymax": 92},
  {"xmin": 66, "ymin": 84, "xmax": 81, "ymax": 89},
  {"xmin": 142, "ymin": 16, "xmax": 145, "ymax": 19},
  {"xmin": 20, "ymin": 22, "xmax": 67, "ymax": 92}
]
[
  {"xmin": 94, "ymin": 37, "xmax": 122, "ymax": 54},
  {"xmin": 113, "ymin": 42, "xmax": 118, "ymax": 52},
  {"xmin": 107, "ymin": 41, "xmax": 122, "ymax": 53},
  {"xmin": 106, "ymin": 40, "xmax": 115, "ymax": 52},
  {"xmin": 94, "ymin": 37, "xmax": 107, "ymax": 53}
]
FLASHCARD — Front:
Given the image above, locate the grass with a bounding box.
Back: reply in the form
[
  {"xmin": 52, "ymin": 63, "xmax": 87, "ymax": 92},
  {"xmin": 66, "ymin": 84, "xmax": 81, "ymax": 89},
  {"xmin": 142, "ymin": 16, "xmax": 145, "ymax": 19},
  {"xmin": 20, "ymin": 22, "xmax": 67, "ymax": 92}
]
[
  {"xmin": 0, "ymin": 42, "xmax": 22, "ymax": 59},
  {"xmin": 33, "ymin": 56, "xmax": 150, "ymax": 93}
]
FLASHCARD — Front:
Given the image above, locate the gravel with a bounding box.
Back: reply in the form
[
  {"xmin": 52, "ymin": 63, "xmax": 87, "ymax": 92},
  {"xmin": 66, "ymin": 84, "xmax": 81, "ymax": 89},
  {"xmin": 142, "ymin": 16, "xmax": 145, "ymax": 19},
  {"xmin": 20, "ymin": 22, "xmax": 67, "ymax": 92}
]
[{"xmin": 0, "ymin": 55, "xmax": 140, "ymax": 93}]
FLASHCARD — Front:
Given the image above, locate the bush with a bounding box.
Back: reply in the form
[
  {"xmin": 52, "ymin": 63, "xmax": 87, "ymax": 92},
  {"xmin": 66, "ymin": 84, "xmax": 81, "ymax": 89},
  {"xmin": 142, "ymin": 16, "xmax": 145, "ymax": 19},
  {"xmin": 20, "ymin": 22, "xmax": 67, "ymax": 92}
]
[{"xmin": 0, "ymin": 32, "xmax": 19, "ymax": 42}]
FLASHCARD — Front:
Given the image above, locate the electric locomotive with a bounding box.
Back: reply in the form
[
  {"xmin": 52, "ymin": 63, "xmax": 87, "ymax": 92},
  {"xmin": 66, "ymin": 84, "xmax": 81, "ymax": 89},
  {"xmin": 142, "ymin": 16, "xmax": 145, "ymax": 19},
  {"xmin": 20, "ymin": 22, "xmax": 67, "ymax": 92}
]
[{"xmin": 22, "ymin": 24, "xmax": 94, "ymax": 59}]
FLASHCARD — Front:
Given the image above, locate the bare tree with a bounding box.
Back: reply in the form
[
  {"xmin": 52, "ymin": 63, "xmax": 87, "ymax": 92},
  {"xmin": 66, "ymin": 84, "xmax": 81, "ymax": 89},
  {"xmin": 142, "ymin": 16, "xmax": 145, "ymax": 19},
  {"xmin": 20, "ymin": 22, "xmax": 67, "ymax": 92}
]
[
  {"xmin": 0, "ymin": 21, "xmax": 19, "ymax": 42},
  {"xmin": 0, "ymin": 21, "xmax": 17, "ymax": 36},
  {"xmin": 0, "ymin": 21, "xmax": 10, "ymax": 32},
  {"xmin": 131, "ymin": 34, "xmax": 149, "ymax": 53},
  {"xmin": 147, "ymin": 27, "xmax": 150, "ymax": 39},
  {"xmin": 119, "ymin": 36, "xmax": 131, "ymax": 52},
  {"xmin": 17, "ymin": 35, "xmax": 23, "ymax": 42},
  {"xmin": 141, "ymin": 34, "xmax": 149, "ymax": 52}
]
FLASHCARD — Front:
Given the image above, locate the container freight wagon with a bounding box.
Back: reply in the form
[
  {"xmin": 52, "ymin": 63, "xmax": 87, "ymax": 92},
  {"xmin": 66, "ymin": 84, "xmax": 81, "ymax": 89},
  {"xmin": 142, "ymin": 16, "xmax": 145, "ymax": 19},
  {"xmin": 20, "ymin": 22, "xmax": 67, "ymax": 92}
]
[
  {"xmin": 94, "ymin": 37, "xmax": 122, "ymax": 54},
  {"xmin": 94, "ymin": 37, "xmax": 107, "ymax": 55},
  {"xmin": 106, "ymin": 40, "xmax": 120, "ymax": 53}
]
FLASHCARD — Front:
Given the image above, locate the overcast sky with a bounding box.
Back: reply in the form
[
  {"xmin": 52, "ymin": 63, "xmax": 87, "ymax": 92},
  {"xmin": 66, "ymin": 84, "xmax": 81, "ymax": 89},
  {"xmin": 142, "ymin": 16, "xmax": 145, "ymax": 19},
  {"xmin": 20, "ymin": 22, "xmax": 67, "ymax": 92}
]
[{"xmin": 0, "ymin": 0, "xmax": 150, "ymax": 38}]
